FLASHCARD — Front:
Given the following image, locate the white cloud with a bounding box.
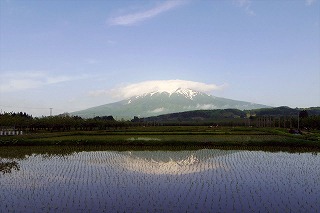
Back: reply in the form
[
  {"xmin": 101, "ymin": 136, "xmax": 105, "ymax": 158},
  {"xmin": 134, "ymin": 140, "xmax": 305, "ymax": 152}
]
[
  {"xmin": 90, "ymin": 79, "xmax": 225, "ymax": 99},
  {"xmin": 305, "ymin": 0, "xmax": 317, "ymax": 5},
  {"xmin": 196, "ymin": 104, "xmax": 217, "ymax": 110},
  {"xmin": 233, "ymin": 0, "xmax": 255, "ymax": 16},
  {"xmin": 148, "ymin": 107, "xmax": 166, "ymax": 113},
  {"xmin": 0, "ymin": 71, "xmax": 83, "ymax": 93},
  {"xmin": 235, "ymin": 0, "xmax": 250, "ymax": 7},
  {"xmin": 107, "ymin": 0, "xmax": 186, "ymax": 26}
]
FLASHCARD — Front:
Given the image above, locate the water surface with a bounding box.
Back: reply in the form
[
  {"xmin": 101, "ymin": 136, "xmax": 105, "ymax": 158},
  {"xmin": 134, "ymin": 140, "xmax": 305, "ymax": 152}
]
[{"xmin": 1, "ymin": 147, "xmax": 319, "ymax": 212}]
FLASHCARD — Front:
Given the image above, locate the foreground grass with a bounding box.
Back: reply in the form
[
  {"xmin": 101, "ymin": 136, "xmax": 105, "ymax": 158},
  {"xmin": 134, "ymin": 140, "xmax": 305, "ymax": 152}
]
[{"xmin": 0, "ymin": 127, "xmax": 319, "ymax": 149}]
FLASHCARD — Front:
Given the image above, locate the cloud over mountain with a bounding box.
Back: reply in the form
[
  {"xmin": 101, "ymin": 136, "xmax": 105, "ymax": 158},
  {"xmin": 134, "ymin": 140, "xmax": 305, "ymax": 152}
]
[
  {"xmin": 90, "ymin": 79, "xmax": 226, "ymax": 99},
  {"xmin": 75, "ymin": 88, "xmax": 269, "ymax": 119}
]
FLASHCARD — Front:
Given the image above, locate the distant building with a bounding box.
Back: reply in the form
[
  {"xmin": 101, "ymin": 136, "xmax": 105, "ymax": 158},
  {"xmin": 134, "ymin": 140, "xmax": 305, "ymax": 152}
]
[{"xmin": 0, "ymin": 126, "xmax": 23, "ymax": 136}]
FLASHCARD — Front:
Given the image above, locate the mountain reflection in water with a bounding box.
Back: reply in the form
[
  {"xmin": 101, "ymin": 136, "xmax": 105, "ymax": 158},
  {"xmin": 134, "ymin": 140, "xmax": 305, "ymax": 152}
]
[
  {"xmin": 91, "ymin": 149, "xmax": 236, "ymax": 175},
  {"xmin": 1, "ymin": 148, "xmax": 319, "ymax": 213}
]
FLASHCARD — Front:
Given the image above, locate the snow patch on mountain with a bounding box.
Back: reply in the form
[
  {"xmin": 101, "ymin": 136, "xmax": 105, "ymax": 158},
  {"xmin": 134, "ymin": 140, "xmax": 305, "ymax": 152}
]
[
  {"xmin": 132, "ymin": 88, "xmax": 206, "ymax": 100},
  {"xmin": 72, "ymin": 87, "xmax": 270, "ymax": 119},
  {"xmin": 149, "ymin": 91, "xmax": 159, "ymax": 96},
  {"xmin": 172, "ymin": 88, "xmax": 200, "ymax": 100}
]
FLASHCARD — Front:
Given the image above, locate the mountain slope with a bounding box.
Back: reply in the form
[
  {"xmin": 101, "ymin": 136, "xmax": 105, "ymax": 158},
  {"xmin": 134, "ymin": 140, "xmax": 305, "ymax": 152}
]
[
  {"xmin": 133, "ymin": 107, "xmax": 320, "ymax": 123},
  {"xmin": 72, "ymin": 88, "xmax": 270, "ymax": 119},
  {"xmin": 135, "ymin": 109, "xmax": 247, "ymax": 123}
]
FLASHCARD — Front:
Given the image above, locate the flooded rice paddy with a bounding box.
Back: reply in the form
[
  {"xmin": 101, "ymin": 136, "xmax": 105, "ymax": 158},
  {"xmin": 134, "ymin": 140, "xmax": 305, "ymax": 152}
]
[{"xmin": 1, "ymin": 147, "xmax": 319, "ymax": 212}]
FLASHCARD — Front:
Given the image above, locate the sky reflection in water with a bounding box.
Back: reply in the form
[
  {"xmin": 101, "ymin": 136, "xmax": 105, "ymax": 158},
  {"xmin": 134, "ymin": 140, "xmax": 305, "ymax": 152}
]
[{"xmin": 0, "ymin": 148, "xmax": 319, "ymax": 212}]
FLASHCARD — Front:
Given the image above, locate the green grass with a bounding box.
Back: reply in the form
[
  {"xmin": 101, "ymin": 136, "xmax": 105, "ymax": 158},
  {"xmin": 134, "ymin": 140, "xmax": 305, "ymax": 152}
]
[{"xmin": 0, "ymin": 127, "xmax": 319, "ymax": 149}]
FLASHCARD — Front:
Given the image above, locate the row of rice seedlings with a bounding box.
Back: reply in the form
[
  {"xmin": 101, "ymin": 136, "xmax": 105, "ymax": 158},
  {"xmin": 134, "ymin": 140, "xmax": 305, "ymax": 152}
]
[
  {"xmin": 0, "ymin": 149, "xmax": 319, "ymax": 212},
  {"xmin": 220, "ymin": 151, "xmax": 320, "ymax": 212}
]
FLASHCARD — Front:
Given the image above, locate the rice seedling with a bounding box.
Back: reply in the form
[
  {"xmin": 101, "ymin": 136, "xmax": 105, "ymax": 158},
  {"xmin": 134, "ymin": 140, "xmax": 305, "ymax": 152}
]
[{"xmin": 0, "ymin": 147, "xmax": 319, "ymax": 212}]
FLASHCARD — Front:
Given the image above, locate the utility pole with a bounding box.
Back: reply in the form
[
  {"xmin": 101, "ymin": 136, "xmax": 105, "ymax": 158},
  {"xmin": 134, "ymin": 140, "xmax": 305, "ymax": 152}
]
[
  {"xmin": 50, "ymin": 108, "xmax": 53, "ymax": 116},
  {"xmin": 298, "ymin": 112, "xmax": 300, "ymax": 130}
]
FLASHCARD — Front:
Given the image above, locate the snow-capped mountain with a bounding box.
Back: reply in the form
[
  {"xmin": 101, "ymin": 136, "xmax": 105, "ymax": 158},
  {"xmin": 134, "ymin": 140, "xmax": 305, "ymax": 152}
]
[{"xmin": 72, "ymin": 88, "xmax": 269, "ymax": 119}]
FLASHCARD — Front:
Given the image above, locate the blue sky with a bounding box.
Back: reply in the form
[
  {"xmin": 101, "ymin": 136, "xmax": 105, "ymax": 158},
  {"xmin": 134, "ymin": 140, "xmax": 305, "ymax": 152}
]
[{"xmin": 0, "ymin": 0, "xmax": 319, "ymax": 116}]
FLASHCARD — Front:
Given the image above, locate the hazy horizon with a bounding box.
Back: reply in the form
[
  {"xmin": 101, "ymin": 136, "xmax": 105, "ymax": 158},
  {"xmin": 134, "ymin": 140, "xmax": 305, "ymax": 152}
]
[{"xmin": 1, "ymin": 0, "xmax": 319, "ymax": 116}]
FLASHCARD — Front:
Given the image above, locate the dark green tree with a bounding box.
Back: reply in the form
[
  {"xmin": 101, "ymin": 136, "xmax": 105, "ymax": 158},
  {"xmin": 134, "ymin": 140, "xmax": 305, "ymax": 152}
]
[{"xmin": 299, "ymin": 110, "xmax": 309, "ymax": 118}]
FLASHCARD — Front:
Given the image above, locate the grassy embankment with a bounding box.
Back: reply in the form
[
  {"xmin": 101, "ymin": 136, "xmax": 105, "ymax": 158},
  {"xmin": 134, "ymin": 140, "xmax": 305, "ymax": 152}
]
[{"xmin": 0, "ymin": 126, "xmax": 319, "ymax": 149}]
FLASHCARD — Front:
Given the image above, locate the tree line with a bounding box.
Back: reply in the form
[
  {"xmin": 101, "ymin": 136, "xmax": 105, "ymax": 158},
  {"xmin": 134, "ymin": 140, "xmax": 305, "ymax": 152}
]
[
  {"xmin": 132, "ymin": 109, "xmax": 320, "ymax": 130},
  {"xmin": 0, "ymin": 112, "xmax": 130, "ymax": 132},
  {"xmin": 1, "ymin": 110, "xmax": 319, "ymax": 132}
]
